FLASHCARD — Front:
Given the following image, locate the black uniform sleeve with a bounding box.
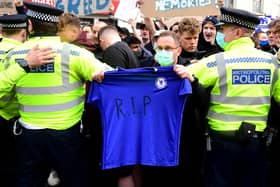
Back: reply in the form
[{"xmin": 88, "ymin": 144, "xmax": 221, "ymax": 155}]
[
  {"xmin": 190, "ymin": 77, "xmax": 212, "ymax": 129},
  {"xmin": 16, "ymin": 6, "xmax": 26, "ymax": 15},
  {"xmin": 267, "ymin": 97, "xmax": 280, "ymax": 130},
  {"xmin": 191, "ymin": 79, "xmax": 210, "ymax": 112}
]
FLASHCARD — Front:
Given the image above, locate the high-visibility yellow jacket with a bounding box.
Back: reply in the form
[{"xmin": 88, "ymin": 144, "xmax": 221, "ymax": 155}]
[
  {"xmin": 188, "ymin": 37, "xmax": 280, "ymax": 132},
  {"xmin": 0, "ymin": 38, "xmax": 22, "ymax": 66},
  {"xmin": 0, "ymin": 64, "xmax": 26, "ymax": 94},
  {"xmin": 5, "ymin": 36, "xmax": 103, "ymax": 129},
  {"xmin": 0, "ymin": 37, "xmax": 23, "ymax": 120}
]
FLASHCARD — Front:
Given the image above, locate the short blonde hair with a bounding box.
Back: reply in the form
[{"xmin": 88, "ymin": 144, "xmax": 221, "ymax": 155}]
[{"xmin": 178, "ymin": 18, "xmax": 201, "ymax": 35}]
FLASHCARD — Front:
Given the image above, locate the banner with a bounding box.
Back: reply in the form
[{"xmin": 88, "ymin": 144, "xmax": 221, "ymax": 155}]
[
  {"xmin": 56, "ymin": 0, "xmax": 114, "ymax": 16},
  {"xmin": 114, "ymin": 0, "xmax": 139, "ymax": 22},
  {"xmin": 0, "ymin": 0, "xmax": 119, "ymax": 16},
  {"xmin": 0, "ymin": 0, "xmax": 16, "ymax": 15},
  {"xmin": 141, "ymin": 0, "xmax": 220, "ymax": 17},
  {"xmin": 25, "ymin": 0, "xmax": 56, "ymax": 7}
]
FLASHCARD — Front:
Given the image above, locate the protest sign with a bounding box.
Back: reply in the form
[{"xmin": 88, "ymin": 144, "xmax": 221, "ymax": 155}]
[
  {"xmin": 141, "ymin": 0, "xmax": 220, "ymax": 17},
  {"xmin": 25, "ymin": 0, "xmax": 56, "ymax": 6},
  {"xmin": 56, "ymin": 0, "xmax": 114, "ymax": 16},
  {"xmin": 0, "ymin": 0, "xmax": 16, "ymax": 15}
]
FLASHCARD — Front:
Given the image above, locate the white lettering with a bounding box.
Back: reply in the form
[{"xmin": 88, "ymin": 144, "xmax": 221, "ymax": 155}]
[
  {"xmin": 232, "ymin": 74, "xmax": 270, "ymax": 84},
  {"xmin": 239, "ymin": 75, "xmax": 247, "ymax": 84},
  {"xmin": 170, "ymin": 0, "xmax": 180, "ymax": 9},
  {"xmin": 32, "ymin": 0, "xmax": 55, "ymax": 6},
  {"xmin": 232, "ymin": 75, "xmax": 239, "ymax": 83},
  {"xmin": 180, "ymin": 0, "xmax": 188, "ymax": 8},
  {"xmin": 155, "ymin": 0, "xmax": 211, "ymax": 11},
  {"xmin": 155, "ymin": 0, "xmax": 166, "ymax": 11},
  {"xmin": 30, "ymin": 63, "xmax": 54, "ymax": 73},
  {"xmin": 264, "ymin": 75, "xmax": 270, "ymax": 84}
]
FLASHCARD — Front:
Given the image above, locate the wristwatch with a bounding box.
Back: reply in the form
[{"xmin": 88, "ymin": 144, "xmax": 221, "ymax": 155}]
[{"xmin": 16, "ymin": 58, "xmax": 30, "ymax": 73}]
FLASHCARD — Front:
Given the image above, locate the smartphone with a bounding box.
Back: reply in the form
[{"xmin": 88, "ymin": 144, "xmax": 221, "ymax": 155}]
[{"xmin": 136, "ymin": 22, "xmax": 145, "ymax": 29}]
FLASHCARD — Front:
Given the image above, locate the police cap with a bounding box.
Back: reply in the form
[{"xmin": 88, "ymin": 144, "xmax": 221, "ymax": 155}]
[
  {"xmin": 0, "ymin": 14, "xmax": 27, "ymax": 29},
  {"xmin": 218, "ymin": 7, "xmax": 260, "ymax": 30},
  {"xmin": 23, "ymin": 0, "xmax": 63, "ymax": 23}
]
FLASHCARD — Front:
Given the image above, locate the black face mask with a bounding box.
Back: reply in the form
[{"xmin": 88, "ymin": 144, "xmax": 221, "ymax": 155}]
[
  {"xmin": 133, "ymin": 49, "xmax": 142, "ymax": 58},
  {"xmin": 260, "ymin": 44, "xmax": 272, "ymax": 52}
]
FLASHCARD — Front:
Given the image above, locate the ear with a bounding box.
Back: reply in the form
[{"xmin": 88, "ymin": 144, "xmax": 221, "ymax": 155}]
[
  {"xmin": 176, "ymin": 46, "xmax": 182, "ymax": 56},
  {"xmin": 19, "ymin": 29, "xmax": 27, "ymax": 42},
  {"xmin": 28, "ymin": 19, "xmax": 33, "ymax": 33},
  {"xmin": 235, "ymin": 28, "xmax": 244, "ymax": 38}
]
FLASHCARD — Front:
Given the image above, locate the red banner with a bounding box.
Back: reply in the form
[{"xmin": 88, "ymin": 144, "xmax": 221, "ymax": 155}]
[{"xmin": 25, "ymin": 0, "xmax": 55, "ymax": 7}]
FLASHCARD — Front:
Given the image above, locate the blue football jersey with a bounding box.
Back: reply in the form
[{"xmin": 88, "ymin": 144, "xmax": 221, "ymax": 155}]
[{"xmin": 87, "ymin": 66, "xmax": 192, "ymax": 169}]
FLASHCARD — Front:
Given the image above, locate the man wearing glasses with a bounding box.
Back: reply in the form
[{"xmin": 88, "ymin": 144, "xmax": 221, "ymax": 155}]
[{"xmin": 152, "ymin": 31, "xmax": 208, "ymax": 187}]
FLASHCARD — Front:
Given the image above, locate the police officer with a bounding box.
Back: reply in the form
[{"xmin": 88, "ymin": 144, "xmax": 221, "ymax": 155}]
[
  {"xmin": 174, "ymin": 7, "xmax": 280, "ymax": 187},
  {"xmin": 0, "ymin": 44, "xmax": 56, "ymax": 187},
  {"xmin": 0, "ymin": 14, "xmax": 28, "ymax": 187},
  {"xmin": 0, "ymin": 15, "xmax": 28, "ymax": 117},
  {"xmin": 0, "ymin": 14, "xmax": 28, "ymax": 120},
  {"xmin": 3, "ymin": 1, "xmax": 106, "ymax": 187},
  {"xmin": 0, "ymin": 14, "xmax": 27, "ymax": 54}
]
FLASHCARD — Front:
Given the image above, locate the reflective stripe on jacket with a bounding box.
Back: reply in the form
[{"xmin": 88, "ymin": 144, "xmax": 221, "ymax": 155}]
[
  {"xmin": 0, "ymin": 37, "xmax": 22, "ymax": 120},
  {"xmin": 5, "ymin": 36, "xmax": 102, "ymax": 129},
  {"xmin": 188, "ymin": 37, "xmax": 279, "ymax": 132}
]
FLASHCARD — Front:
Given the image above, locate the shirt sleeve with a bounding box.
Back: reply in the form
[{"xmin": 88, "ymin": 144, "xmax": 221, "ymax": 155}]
[
  {"xmin": 0, "ymin": 63, "xmax": 26, "ymax": 94},
  {"xmin": 74, "ymin": 48, "xmax": 104, "ymax": 81},
  {"xmin": 179, "ymin": 78, "xmax": 192, "ymax": 96},
  {"xmin": 187, "ymin": 55, "xmax": 218, "ymax": 88},
  {"xmin": 86, "ymin": 80, "xmax": 100, "ymax": 108},
  {"xmin": 272, "ymin": 68, "xmax": 280, "ymax": 103}
]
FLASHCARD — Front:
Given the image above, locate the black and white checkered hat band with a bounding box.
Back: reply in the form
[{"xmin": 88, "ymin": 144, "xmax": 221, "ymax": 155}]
[
  {"xmin": 26, "ymin": 9, "xmax": 59, "ymax": 23},
  {"xmin": 1, "ymin": 22, "xmax": 27, "ymax": 28},
  {"xmin": 221, "ymin": 14, "xmax": 256, "ymax": 30}
]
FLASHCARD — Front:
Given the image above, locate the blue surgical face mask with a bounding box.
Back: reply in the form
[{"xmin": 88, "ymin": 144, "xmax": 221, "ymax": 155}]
[
  {"xmin": 259, "ymin": 40, "xmax": 269, "ymax": 47},
  {"xmin": 216, "ymin": 31, "xmax": 228, "ymax": 49},
  {"xmin": 155, "ymin": 50, "xmax": 174, "ymax": 66}
]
